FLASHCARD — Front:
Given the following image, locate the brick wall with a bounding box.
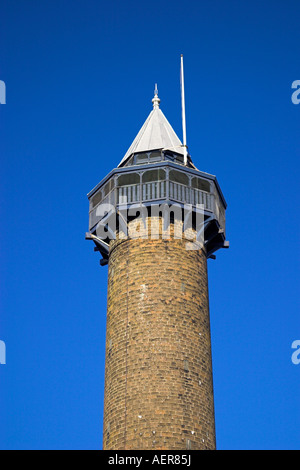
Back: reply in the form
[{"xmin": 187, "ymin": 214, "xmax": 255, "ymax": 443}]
[{"xmin": 102, "ymin": 216, "xmax": 216, "ymax": 450}]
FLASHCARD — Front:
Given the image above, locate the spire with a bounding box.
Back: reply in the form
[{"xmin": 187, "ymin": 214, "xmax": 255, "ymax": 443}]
[
  {"xmin": 118, "ymin": 84, "xmax": 194, "ymax": 168},
  {"xmin": 152, "ymin": 83, "xmax": 160, "ymax": 109}
]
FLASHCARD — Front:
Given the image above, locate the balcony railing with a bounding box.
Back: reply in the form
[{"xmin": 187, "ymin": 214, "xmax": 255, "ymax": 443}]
[{"xmin": 89, "ymin": 180, "xmax": 216, "ymax": 231}]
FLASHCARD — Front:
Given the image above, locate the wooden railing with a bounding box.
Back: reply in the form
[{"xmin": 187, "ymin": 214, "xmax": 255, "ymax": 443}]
[
  {"xmin": 169, "ymin": 181, "xmax": 213, "ymax": 210},
  {"xmin": 89, "ymin": 181, "xmax": 214, "ymax": 230}
]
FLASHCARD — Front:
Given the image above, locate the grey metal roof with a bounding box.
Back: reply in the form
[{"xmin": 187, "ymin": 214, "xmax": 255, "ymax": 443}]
[{"xmin": 118, "ymin": 89, "xmax": 185, "ymax": 167}]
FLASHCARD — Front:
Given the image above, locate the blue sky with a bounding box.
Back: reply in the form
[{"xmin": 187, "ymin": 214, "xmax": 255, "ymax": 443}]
[{"xmin": 0, "ymin": 0, "xmax": 299, "ymax": 450}]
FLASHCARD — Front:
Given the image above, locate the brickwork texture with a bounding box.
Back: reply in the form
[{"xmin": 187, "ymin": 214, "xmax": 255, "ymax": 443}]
[{"xmin": 103, "ymin": 217, "xmax": 216, "ymax": 450}]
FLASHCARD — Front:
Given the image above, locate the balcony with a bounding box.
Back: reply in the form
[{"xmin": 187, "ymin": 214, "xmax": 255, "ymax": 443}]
[{"xmin": 88, "ymin": 164, "xmax": 226, "ymax": 235}]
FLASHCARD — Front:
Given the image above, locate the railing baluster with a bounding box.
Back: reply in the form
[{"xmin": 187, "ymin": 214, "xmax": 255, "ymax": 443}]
[{"xmin": 114, "ymin": 182, "xmax": 213, "ymax": 213}]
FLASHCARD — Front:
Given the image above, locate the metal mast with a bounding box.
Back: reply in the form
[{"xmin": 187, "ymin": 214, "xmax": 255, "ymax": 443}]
[{"xmin": 180, "ymin": 54, "xmax": 188, "ymax": 165}]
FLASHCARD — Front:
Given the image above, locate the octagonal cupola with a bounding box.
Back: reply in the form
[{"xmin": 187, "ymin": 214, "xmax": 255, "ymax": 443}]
[{"xmin": 86, "ymin": 85, "xmax": 228, "ymax": 265}]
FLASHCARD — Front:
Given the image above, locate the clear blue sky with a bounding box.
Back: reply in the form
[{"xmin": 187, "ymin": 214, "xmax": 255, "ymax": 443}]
[{"xmin": 0, "ymin": 0, "xmax": 299, "ymax": 450}]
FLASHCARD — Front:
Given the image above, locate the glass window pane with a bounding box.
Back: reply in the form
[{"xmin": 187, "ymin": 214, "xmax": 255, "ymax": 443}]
[
  {"xmin": 169, "ymin": 169, "xmax": 189, "ymax": 186},
  {"xmin": 149, "ymin": 151, "xmax": 162, "ymax": 162},
  {"xmin": 142, "ymin": 169, "xmax": 166, "ymax": 183},
  {"xmin": 136, "ymin": 153, "xmax": 149, "ymax": 163},
  {"xmin": 124, "ymin": 156, "xmax": 134, "ymax": 166},
  {"xmin": 164, "ymin": 152, "xmax": 175, "ymax": 161},
  {"xmin": 103, "ymin": 179, "xmax": 115, "ymax": 197},
  {"xmin": 174, "ymin": 154, "xmax": 184, "ymax": 164},
  {"xmin": 90, "ymin": 190, "xmax": 102, "ymax": 208},
  {"xmin": 191, "ymin": 177, "xmax": 210, "ymax": 192},
  {"xmin": 117, "ymin": 173, "xmax": 140, "ymax": 186}
]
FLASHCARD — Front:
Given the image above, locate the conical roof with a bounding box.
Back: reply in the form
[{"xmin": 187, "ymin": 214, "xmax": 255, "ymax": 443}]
[{"xmin": 118, "ymin": 87, "xmax": 185, "ymax": 167}]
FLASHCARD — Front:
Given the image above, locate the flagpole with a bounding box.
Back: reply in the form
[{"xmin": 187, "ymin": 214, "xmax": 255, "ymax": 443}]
[{"xmin": 180, "ymin": 54, "xmax": 188, "ymax": 165}]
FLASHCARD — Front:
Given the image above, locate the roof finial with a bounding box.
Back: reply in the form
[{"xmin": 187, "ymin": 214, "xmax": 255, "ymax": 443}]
[{"xmin": 152, "ymin": 83, "xmax": 160, "ymax": 109}]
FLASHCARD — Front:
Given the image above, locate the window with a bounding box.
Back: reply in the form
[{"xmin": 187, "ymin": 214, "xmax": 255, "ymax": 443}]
[
  {"xmin": 117, "ymin": 173, "xmax": 140, "ymax": 186},
  {"xmin": 149, "ymin": 150, "xmax": 162, "ymax": 162},
  {"xmin": 135, "ymin": 151, "xmax": 163, "ymax": 164},
  {"xmin": 169, "ymin": 169, "xmax": 189, "ymax": 186},
  {"xmin": 164, "ymin": 151, "xmax": 184, "ymax": 164},
  {"xmin": 164, "ymin": 152, "xmax": 175, "ymax": 162},
  {"xmin": 103, "ymin": 179, "xmax": 115, "ymax": 197},
  {"xmin": 90, "ymin": 190, "xmax": 102, "ymax": 209},
  {"xmin": 174, "ymin": 154, "xmax": 184, "ymax": 164},
  {"xmin": 142, "ymin": 169, "xmax": 166, "ymax": 183},
  {"xmin": 191, "ymin": 177, "xmax": 210, "ymax": 193},
  {"xmin": 124, "ymin": 155, "xmax": 134, "ymax": 166},
  {"xmin": 135, "ymin": 152, "xmax": 149, "ymax": 164}
]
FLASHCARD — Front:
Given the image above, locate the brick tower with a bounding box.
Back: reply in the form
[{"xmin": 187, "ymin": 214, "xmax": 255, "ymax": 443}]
[{"xmin": 86, "ymin": 79, "xmax": 228, "ymax": 450}]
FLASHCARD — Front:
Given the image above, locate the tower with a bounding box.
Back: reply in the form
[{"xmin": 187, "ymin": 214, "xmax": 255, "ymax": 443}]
[{"xmin": 86, "ymin": 77, "xmax": 228, "ymax": 450}]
